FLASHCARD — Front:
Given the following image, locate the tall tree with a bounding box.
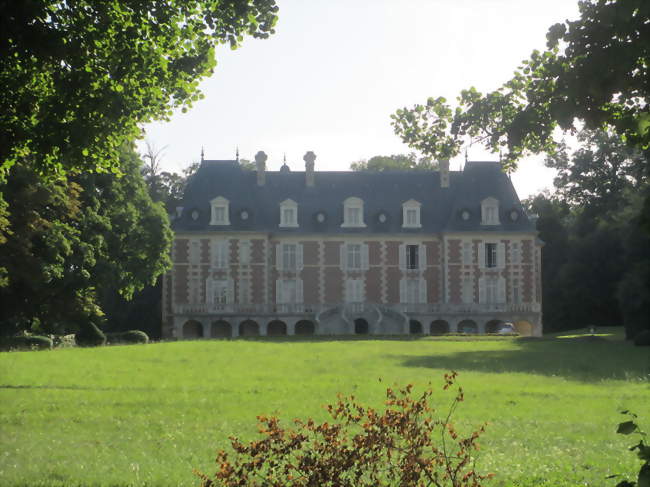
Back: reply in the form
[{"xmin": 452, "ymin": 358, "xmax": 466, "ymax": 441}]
[
  {"xmin": 391, "ymin": 0, "xmax": 649, "ymax": 169},
  {"xmin": 350, "ymin": 153, "xmax": 436, "ymax": 171},
  {"xmin": 0, "ymin": 0, "xmax": 278, "ymax": 245},
  {"xmin": 524, "ymin": 130, "xmax": 649, "ymax": 338},
  {"xmin": 0, "ymin": 144, "xmax": 172, "ymax": 335}
]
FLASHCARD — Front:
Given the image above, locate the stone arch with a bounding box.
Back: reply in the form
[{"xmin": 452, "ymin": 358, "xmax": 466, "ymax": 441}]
[
  {"xmin": 211, "ymin": 320, "xmax": 231, "ymax": 338},
  {"xmin": 239, "ymin": 320, "xmax": 260, "ymax": 337},
  {"xmin": 458, "ymin": 319, "xmax": 478, "ymax": 334},
  {"xmin": 409, "ymin": 320, "xmax": 423, "ymax": 334},
  {"xmin": 485, "ymin": 319, "xmax": 505, "ymax": 334},
  {"xmin": 430, "ymin": 320, "xmax": 449, "ymax": 335},
  {"xmin": 267, "ymin": 320, "xmax": 287, "ymax": 336},
  {"xmin": 514, "ymin": 320, "xmax": 534, "ymax": 337},
  {"xmin": 354, "ymin": 318, "xmax": 369, "ymax": 335},
  {"xmin": 182, "ymin": 320, "xmax": 203, "ymax": 339},
  {"xmin": 295, "ymin": 320, "xmax": 315, "ymax": 336}
]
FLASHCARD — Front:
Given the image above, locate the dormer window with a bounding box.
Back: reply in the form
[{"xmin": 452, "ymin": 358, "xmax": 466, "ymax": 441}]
[
  {"xmin": 279, "ymin": 199, "xmax": 298, "ymax": 228},
  {"xmin": 481, "ymin": 197, "xmax": 500, "ymax": 225},
  {"xmin": 210, "ymin": 196, "xmax": 230, "ymax": 225},
  {"xmin": 402, "ymin": 199, "xmax": 422, "ymax": 228},
  {"xmin": 342, "ymin": 197, "xmax": 366, "ymax": 228}
]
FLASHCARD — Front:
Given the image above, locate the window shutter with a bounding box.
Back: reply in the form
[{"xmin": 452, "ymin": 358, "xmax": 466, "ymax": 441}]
[
  {"xmin": 344, "ymin": 279, "xmax": 352, "ymax": 302},
  {"xmin": 205, "ymin": 278, "xmax": 213, "ymax": 305},
  {"xmin": 275, "ymin": 279, "xmax": 283, "ymax": 304},
  {"xmin": 478, "ymin": 277, "xmax": 486, "ymax": 304},
  {"xmin": 227, "ymin": 279, "xmax": 234, "ymax": 304},
  {"xmin": 419, "ymin": 244, "xmax": 427, "ymax": 270},
  {"xmin": 276, "ymin": 244, "xmax": 282, "ymax": 271},
  {"xmin": 419, "ymin": 278, "xmax": 427, "ymax": 303},
  {"xmin": 398, "ymin": 244, "xmax": 406, "ymax": 270},
  {"xmin": 297, "ymin": 279, "xmax": 304, "ymax": 304},
  {"xmin": 340, "ymin": 243, "xmax": 347, "ymax": 270},
  {"xmin": 478, "ymin": 243, "xmax": 486, "ymax": 268},
  {"xmin": 399, "ymin": 279, "xmax": 406, "ymax": 303},
  {"xmin": 297, "ymin": 243, "xmax": 304, "ymax": 271},
  {"xmin": 361, "ymin": 244, "xmax": 369, "ymax": 270},
  {"xmin": 498, "ymin": 277, "xmax": 506, "ymax": 303},
  {"xmin": 497, "ymin": 243, "xmax": 506, "ymax": 269}
]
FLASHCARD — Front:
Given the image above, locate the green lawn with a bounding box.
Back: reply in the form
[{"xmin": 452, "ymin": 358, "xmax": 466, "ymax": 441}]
[{"xmin": 0, "ymin": 332, "xmax": 648, "ymax": 486}]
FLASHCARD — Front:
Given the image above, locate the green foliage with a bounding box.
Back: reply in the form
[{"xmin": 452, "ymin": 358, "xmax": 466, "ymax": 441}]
[
  {"xmin": 391, "ymin": 1, "xmax": 650, "ymax": 168},
  {"xmin": 106, "ymin": 330, "xmax": 149, "ymax": 345},
  {"xmin": 350, "ymin": 153, "xmax": 437, "ymax": 171},
  {"xmin": 522, "ymin": 130, "xmax": 649, "ymax": 336},
  {"xmin": 0, "ymin": 334, "xmax": 53, "ymax": 351},
  {"xmin": 0, "ymin": 0, "xmax": 278, "ymax": 272},
  {"xmin": 74, "ymin": 321, "xmax": 106, "ymax": 347},
  {"xmin": 0, "ymin": 0, "xmax": 278, "ymax": 178},
  {"xmin": 0, "ymin": 144, "xmax": 172, "ymax": 334},
  {"xmin": 196, "ymin": 372, "xmax": 491, "ymax": 487},
  {"xmin": 609, "ymin": 412, "xmax": 650, "ymax": 487}
]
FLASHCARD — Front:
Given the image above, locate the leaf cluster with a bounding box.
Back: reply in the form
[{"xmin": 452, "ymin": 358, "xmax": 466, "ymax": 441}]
[
  {"xmin": 0, "ymin": 144, "xmax": 172, "ymax": 335},
  {"xmin": 350, "ymin": 153, "xmax": 437, "ymax": 172},
  {"xmin": 391, "ymin": 1, "xmax": 650, "ymax": 170},
  {"xmin": 196, "ymin": 372, "xmax": 492, "ymax": 487},
  {"xmin": 609, "ymin": 411, "xmax": 650, "ymax": 487}
]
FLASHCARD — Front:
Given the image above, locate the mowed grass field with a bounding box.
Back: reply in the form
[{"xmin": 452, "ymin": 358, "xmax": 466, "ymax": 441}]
[{"xmin": 1, "ymin": 330, "xmax": 649, "ymax": 486}]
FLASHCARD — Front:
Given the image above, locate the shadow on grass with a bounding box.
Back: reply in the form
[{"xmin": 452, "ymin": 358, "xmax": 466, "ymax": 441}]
[{"xmin": 392, "ymin": 338, "xmax": 650, "ymax": 383}]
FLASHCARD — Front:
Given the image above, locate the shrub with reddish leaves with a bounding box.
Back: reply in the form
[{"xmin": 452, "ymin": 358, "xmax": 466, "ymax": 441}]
[{"xmin": 196, "ymin": 372, "xmax": 493, "ymax": 487}]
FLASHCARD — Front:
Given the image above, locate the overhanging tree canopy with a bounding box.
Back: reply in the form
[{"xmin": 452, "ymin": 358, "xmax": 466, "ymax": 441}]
[
  {"xmin": 391, "ymin": 0, "xmax": 650, "ymax": 168},
  {"xmin": 0, "ymin": 0, "xmax": 278, "ymax": 178}
]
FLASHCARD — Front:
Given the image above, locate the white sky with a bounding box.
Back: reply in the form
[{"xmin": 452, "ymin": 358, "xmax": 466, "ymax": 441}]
[{"xmin": 140, "ymin": 0, "xmax": 581, "ymax": 198}]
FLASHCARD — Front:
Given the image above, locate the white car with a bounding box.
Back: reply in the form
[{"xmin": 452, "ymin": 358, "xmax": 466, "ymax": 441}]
[{"xmin": 497, "ymin": 323, "xmax": 517, "ymax": 334}]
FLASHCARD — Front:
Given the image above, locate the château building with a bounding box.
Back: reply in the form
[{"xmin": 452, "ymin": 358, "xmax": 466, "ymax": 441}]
[{"xmin": 162, "ymin": 151, "xmax": 542, "ymax": 338}]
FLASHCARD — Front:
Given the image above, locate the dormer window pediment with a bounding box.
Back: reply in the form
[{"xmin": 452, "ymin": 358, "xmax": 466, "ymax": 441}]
[
  {"xmin": 341, "ymin": 196, "xmax": 366, "ymax": 228},
  {"xmin": 481, "ymin": 197, "xmax": 500, "ymax": 225},
  {"xmin": 402, "ymin": 199, "xmax": 422, "ymax": 228},
  {"xmin": 210, "ymin": 196, "xmax": 230, "ymax": 225},
  {"xmin": 279, "ymin": 199, "xmax": 299, "ymax": 228}
]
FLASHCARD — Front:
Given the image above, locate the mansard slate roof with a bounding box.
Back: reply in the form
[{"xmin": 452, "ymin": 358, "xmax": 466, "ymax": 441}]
[{"xmin": 173, "ymin": 159, "xmax": 535, "ymax": 234}]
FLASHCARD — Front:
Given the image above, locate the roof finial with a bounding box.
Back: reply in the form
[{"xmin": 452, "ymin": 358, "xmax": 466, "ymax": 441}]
[
  {"xmin": 464, "ymin": 147, "xmax": 468, "ymax": 164},
  {"xmin": 236, "ymin": 146, "xmax": 240, "ymax": 162},
  {"xmin": 283, "ymin": 152, "xmax": 287, "ymax": 164},
  {"xmin": 201, "ymin": 146, "xmax": 204, "ymax": 162}
]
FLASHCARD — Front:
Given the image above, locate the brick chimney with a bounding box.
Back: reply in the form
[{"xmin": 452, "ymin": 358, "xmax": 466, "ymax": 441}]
[
  {"xmin": 255, "ymin": 150, "xmax": 267, "ymax": 186},
  {"xmin": 304, "ymin": 151, "xmax": 316, "ymax": 187},
  {"xmin": 440, "ymin": 159, "xmax": 450, "ymax": 188}
]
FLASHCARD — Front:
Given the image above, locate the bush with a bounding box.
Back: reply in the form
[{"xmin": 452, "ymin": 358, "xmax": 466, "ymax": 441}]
[
  {"xmin": 106, "ymin": 330, "xmax": 149, "ymax": 345},
  {"xmin": 633, "ymin": 329, "xmax": 650, "ymax": 347},
  {"xmin": 0, "ymin": 335, "xmax": 53, "ymax": 351},
  {"xmin": 195, "ymin": 372, "xmax": 492, "ymax": 487},
  {"xmin": 609, "ymin": 411, "xmax": 649, "ymax": 486},
  {"xmin": 74, "ymin": 321, "xmax": 106, "ymax": 347},
  {"xmin": 52, "ymin": 334, "xmax": 76, "ymax": 348}
]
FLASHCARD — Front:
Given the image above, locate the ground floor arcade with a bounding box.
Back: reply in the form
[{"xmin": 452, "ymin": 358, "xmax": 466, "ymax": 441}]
[{"xmin": 172, "ymin": 314, "xmax": 540, "ymax": 339}]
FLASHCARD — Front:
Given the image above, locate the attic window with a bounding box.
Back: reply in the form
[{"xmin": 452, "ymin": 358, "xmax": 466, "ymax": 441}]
[
  {"xmin": 481, "ymin": 197, "xmax": 500, "ymax": 225},
  {"xmin": 402, "ymin": 199, "xmax": 422, "ymax": 228},
  {"xmin": 341, "ymin": 197, "xmax": 366, "ymax": 228},
  {"xmin": 210, "ymin": 196, "xmax": 230, "ymax": 225},
  {"xmin": 279, "ymin": 199, "xmax": 299, "ymax": 228}
]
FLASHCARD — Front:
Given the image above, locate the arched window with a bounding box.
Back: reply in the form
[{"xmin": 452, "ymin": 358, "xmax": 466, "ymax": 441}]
[
  {"xmin": 210, "ymin": 196, "xmax": 230, "ymax": 225},
  {"xmin": 341, "ymin": 197, "xmax": 366, "ymax": 228}
]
